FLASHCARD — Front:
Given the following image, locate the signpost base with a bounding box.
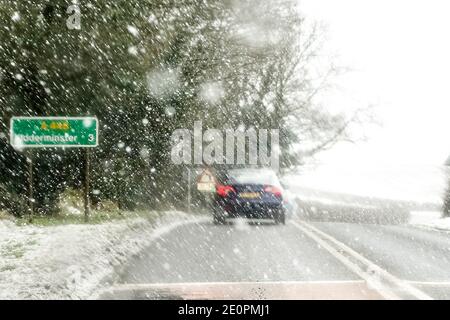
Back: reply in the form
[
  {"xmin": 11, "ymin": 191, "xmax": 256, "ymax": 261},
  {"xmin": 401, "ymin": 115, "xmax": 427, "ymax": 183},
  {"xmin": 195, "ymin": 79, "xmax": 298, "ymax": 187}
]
[{"xmin": 84, "ymin": 149, "xmax": 91, "ymax": 222}]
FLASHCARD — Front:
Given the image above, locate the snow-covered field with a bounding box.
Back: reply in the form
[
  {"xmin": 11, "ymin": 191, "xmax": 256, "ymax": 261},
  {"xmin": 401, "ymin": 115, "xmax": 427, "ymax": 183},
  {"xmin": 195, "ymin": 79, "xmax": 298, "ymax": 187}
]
[
  {"xmin": 284, "ymin": 164, "xmax": 450, "ymax": 230},
  {"xmin": 285, "ymin": 164, "xmax": 450, "ymax": 205},
  {"xmin": 0, "ymin": 211, "xmax": 204, "ymax": 300}
]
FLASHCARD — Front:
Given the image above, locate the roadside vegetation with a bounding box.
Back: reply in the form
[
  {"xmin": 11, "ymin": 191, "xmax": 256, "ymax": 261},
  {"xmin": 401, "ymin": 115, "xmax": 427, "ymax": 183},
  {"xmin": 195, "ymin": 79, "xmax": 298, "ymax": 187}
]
[{"xmin": 0, "ymin": 0, "xmax": 371, "ymax": 219}]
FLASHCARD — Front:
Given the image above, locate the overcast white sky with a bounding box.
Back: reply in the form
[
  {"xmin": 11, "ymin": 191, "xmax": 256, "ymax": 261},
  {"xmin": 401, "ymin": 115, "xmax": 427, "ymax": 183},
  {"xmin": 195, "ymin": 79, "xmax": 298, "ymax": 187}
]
[{"xmin": 299, "ymin": 0, "xmax": 450, "ymax": 166}]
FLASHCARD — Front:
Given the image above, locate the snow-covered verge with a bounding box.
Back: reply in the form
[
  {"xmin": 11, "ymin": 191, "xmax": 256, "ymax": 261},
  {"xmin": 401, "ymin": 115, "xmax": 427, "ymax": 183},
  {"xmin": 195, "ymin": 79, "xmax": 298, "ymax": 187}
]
[
  {"xmin": 0, "ymin": 211, "xmax": 204, "ymax": 300},
  {"xmin": 409, "ymin": 211, "xmax": 450, "ymax": 231}
]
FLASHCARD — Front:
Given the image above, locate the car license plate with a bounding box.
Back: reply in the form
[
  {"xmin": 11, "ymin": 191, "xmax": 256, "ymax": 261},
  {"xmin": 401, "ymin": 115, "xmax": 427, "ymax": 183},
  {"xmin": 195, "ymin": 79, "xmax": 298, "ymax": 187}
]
[{"xmin": 239, "ymin": 192, "xmax": 260, "ymax": 199}]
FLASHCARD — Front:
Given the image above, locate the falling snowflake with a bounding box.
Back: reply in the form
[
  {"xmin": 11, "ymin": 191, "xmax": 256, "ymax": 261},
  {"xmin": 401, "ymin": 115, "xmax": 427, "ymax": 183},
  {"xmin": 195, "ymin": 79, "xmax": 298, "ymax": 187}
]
[
  {"xmin": 128, "ymin": 46, "xmax": 138, "ymax": 56},
  {"xmin": 146, "ymin": 67, "xmax": 180, "ymax": 99},
  {"xmin": 11, "ymin": 12, "xmax": 20, "ymax": 22},
  {"xmin": 199, "ymin": 81, "xmax": 225, "ymax": 104},
  {"xmin": 83, "ymin": 118, "xmax": 94, "ymax": 128},
  {"xmin": 165, "ymin": 106, "xmax": 175, "ymax": 117},
  {"xmin": 148, "ymin": 14, "xmax": 158, "ymax": 24},
  {"xmin": 127, "ymin": 25, "xmax": 139, "ymax": 37}
]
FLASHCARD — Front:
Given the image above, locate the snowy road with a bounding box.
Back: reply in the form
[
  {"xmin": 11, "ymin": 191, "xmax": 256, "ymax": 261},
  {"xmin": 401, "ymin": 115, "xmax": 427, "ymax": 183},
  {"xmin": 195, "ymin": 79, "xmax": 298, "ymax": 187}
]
[{"xmin": 100, "ymin": 214, "xmax": 450, "ymax": 300}]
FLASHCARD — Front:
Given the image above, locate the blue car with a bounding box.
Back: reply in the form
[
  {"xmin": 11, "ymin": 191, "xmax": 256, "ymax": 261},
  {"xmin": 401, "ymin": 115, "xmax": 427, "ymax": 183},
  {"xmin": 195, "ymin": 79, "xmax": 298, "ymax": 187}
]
[{"xmin": 212, "ymin": 168, "xmax": 286, "ymax": 224}]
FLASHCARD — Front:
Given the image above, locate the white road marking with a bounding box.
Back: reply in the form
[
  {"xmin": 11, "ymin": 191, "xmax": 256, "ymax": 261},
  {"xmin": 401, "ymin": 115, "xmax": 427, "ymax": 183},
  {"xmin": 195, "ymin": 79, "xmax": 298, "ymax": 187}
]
[
  {"xmin": 291, "ymin": 220, "xmax": 433, "ymax": 300},
  {"xmin": 290, "ymin": 221, "xmax": 399, "ymax": 300},
  {"xmin": 109, "ymin": 280, "xmax": 366, "ymax": 291},
  {"xmin": 406, "ymin": 281, "xmax": 450, "ymax": 287}
]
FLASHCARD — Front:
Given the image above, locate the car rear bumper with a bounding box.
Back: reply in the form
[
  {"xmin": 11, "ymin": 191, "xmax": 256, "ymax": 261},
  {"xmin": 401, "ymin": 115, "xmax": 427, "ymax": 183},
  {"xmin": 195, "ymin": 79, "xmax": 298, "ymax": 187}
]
[{"xmin": 215, "ymin": 201, "xmax": 284, "ymax": 219}]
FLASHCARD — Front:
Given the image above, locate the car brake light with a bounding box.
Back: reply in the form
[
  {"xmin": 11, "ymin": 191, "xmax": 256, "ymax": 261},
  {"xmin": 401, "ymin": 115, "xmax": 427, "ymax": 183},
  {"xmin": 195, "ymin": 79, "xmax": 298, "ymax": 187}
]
[
  {"xmin": 264, "ymin": 185, "xmax": 282, "ymax": 197},
  {"xmin": 216, "ymin": 185, "xmax": 236, "ymax": 197}
]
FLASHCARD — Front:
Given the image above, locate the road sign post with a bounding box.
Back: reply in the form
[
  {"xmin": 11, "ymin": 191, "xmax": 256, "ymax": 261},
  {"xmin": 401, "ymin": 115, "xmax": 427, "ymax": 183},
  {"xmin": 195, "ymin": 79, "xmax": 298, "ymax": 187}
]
[
  {"xmin": 187, "ymin": 167, "xmax": 191, "ymax": 214},
  {"xmin": 10, "ymin": 117, "xmax": 99, "ymax": 222},
  {"xmin": 84, "ymin": 149, "xmax": 91, "ymax": 222},
  {"xmin": 27, "ymin": 152, "xmax": 34, "ymax": 223}
]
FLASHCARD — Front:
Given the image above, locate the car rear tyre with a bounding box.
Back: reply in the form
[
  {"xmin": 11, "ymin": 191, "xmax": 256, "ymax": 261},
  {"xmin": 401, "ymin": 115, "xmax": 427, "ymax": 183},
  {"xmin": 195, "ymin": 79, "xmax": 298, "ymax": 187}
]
[
  {"xmin": 213, "ymin": 215, "xmax": 226, "ymax": 225},
  {"xmin": 274, "ymin": 211, "xmax": 286, "ymax": 225}
]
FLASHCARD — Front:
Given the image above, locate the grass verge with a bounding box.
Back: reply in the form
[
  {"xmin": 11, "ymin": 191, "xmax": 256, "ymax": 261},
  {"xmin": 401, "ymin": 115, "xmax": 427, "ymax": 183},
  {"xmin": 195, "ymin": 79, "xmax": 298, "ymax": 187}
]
[{"xmin": 15, "ymin": 210, "xmax": 165, "ymax": 227}]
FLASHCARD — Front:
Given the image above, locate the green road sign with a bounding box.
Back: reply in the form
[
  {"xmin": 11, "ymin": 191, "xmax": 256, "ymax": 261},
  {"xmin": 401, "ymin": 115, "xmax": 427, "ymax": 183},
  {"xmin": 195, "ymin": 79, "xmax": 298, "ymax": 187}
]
[{"xmin": 10, "ymin": 117, "xmax": 99, "ymax": 148}]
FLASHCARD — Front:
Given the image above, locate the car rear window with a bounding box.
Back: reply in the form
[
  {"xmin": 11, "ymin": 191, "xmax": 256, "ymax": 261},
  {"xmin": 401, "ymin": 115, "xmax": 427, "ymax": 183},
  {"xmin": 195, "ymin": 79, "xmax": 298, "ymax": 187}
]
[{"xmin": 226, "ymin": 170, "xmax": 281, "ymax": 186}]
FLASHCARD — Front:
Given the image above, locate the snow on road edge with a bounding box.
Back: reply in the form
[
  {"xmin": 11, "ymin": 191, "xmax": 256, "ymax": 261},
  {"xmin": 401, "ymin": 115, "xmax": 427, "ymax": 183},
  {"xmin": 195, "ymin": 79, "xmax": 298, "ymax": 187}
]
[{"xmin": 0, "ymin": 211, "xmax": 205, "ymax": 300}]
